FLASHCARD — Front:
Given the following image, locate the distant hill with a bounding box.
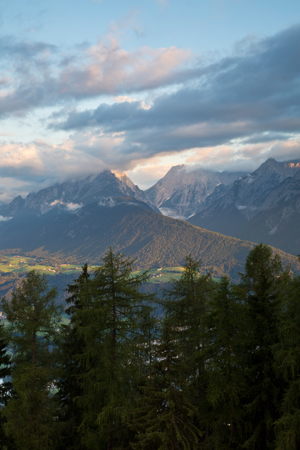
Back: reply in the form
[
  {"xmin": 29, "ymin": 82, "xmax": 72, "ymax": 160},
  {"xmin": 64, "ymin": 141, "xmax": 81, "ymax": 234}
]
[{"xmin": 0, "ymin": 198, "xmax": 298, "ymax": 282}]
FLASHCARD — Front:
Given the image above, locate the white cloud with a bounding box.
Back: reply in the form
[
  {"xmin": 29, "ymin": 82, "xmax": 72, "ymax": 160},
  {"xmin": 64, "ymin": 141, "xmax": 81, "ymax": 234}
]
[{"xmin": 0, "ymin": 215, "xmax": 12, "ymax": 221}]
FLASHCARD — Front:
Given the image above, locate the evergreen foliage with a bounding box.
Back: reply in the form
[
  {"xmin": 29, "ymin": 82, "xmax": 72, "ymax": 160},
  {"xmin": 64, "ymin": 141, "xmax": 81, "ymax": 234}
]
[
  {"xmin": 0, "ymin": 271, "xmax": 63, "ymax": 450},
  {"xmin": 238, "ymin": 244, "xmax": 290, "ymax": 450},
  {"xmin": 56, "ymin": 263, "xmax": 91, "ymax": 450},
  {"xmin": 73, "ymin": 248, "xmax": 154, "ymax": 449},
  {"xmin": 0, "ymin": 323, "xmax": 16, "ymax": 450},
  {"xmin": 1, "ymin": 245, "xmax": 300, "ymax": 450},
  {"xmin": 131, "ymin": 318, "xmax": 202, "ymax": 450},
  {"xmin": 204, "ymin": 277, "xmax": 246, "ymax": 449},
  {"xmin": 161, "ymin": 255, "xmax": 214, "ymax": 426},
  {"xmin": 274, "ymin": 275, "xmax": 300, "ymax": 450}
]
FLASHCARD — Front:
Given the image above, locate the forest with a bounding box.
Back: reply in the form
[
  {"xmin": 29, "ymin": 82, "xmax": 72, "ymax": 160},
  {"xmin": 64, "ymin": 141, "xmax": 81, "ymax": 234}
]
[{"xmin": 0, "ymin": 244, "xmax": 300, "ymax": 450}]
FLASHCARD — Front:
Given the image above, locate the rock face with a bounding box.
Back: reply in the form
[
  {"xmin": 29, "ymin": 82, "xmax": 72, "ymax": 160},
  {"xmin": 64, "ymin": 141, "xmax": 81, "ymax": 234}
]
[
  {"xmin": 188, "ymin": 159, "xmax": 300, "ymax": 255},
  {"xmin": 146, "ymin": 165, "xmax": 246, "ymax": 219},
  {"xmin": 235, "ymin": 169, "xmax": 300, "ymax": 255},
  {"xmin": 2, "ymin": 170, "xmax": 159, "ymax": 216}
]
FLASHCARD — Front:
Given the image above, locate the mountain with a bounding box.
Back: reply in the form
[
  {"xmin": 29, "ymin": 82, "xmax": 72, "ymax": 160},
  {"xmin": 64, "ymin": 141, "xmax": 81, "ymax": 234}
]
[
  {"xmin": 145, "ymin": 165, "xmax": 246, "ymax": 219},
  {"xmin": 2, "ymin": 170, "xmax": 159, "ymax": 217},
  {"xmin": 0, "ymin": 196, "xmax": 298, "ymax": 282},
  {"xmin": 188, "ymin": 159, "xmax": 300, "ymax": 254},
  {"xmin": 235, "ymin": 169, "xmax": 300, "ymax": 255}
]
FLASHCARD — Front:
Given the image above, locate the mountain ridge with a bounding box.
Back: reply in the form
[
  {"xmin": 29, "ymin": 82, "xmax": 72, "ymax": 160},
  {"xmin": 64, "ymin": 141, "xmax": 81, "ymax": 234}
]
[
  {"xmin": 146, "ymin": 165, "xmax": 246, "ymax": 219},
  {"xmin": 2, "ymin": 170, "xmax": 159, "ymax": 217}
]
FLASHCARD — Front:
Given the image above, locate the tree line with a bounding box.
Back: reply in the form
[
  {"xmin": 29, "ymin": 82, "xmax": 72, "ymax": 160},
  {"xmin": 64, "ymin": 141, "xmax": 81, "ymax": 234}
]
[{"xmin": 0, "ymin": 244, "xmax": 300, "ymax": 450}]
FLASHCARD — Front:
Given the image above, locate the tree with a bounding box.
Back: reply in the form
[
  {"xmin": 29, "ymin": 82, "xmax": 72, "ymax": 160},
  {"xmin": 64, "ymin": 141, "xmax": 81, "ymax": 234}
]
[
  {"xmin": 131, "ymin": 318, "xmax": 202, "ymax": 450},
  {"xmin": 74, "ymin": 248, "xmax": 154, "ymax": 450},
  {"xmin": 238, "ymin": 244, "xmax": 289, "ymax": 450},
  {"xmin": 0, "ymin": 322, "xmax": 16, "ymax": 450},
  {"xmin": 204, "ymin": 276, "xmax": 246, "ymax": 449},
  {"xmin": 1, "ymin": 270, "xmax": 63, "ymax": 450},
  {"xmin": 274, "ymin": 275, "xmax": 300, "ymax": 450},
  {"xmin": 56, "ymin": 264, "xmax": 92, "ymax": 450},
  {"xmin": 162, "ymin": 256, "xmax": 215, "ymax": 420}
]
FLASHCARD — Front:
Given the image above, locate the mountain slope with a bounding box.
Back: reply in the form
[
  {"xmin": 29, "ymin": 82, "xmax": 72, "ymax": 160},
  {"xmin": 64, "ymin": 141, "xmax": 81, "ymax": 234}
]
[
  {"xmin": 188, "ymin": 159, "xmax": 300, "ymax": 252},
  {"xmin": 235, "ymin": 170, "xmax": 300, "ymax": 254},
  {"xmin": 146, "ymin": 165, "xmax": 246, "ymax": 219},
  {"xmin": 0, "ymin": 199, "xmax": 298, "ymax": 282},
  {"xmin": 2, "ymin": 170, "xmax": 159, "ymax": 216}
]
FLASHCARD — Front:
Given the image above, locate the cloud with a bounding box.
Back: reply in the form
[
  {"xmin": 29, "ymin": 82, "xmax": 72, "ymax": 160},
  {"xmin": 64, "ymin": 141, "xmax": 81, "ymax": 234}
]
[
  {"xmin": 156, "ymin": 0, "xmax": 169, "ymax": 6},
  {"xmin": 0, "ymin": 215, "xmax": 12, "ymax": 221},
  {"xmin": 1, "ymin": 24, "xmax": 300, "ymax": 196},
  {"xmin": 50, "ymin": 200, "xmax": 82, "ymax": 211},
  {"xmin": 49, "ymin": 24, "xmax": 300, "ymax": 161},
  {"xmin": 0, "ymin": 32, "xmax": 190, "ymax": 120}
]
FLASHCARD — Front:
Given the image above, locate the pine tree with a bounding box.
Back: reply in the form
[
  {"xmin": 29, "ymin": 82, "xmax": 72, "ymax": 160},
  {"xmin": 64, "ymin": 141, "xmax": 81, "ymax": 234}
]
[
  {"xmin": 238, "ymin": 244, "xmax": 289, "ymax": 450},
  {"xmin": 162, "ymin": 255, "xmax": 215, "ymax": 428},
  {"xmin": 204, "ymin": 276, "xmax": 246, "ymax": 449},
  {"xmin": 0, "ymin": 270, "xmax": 63, "ymax": 450},
  {"xmin": 274, "ymin": 275, "xmax": 300, "ymax": 450},
  {"xmin": 0, "ymin": 323, "xmax": 16, "ymax": 450},
  {"xmin": 131, "ymin": 317, "xmax": 202, "ymax": 450},
  {"xmin": 74, "ymin": 248, "xmax": 154, "ymax": 450},
  {"xmin": 56, "ymin": 264, "xmax": 92, "ymax": 450}
]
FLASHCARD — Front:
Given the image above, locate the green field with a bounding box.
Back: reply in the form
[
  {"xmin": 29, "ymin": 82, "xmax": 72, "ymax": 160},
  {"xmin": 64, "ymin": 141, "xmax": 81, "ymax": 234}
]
[
  {"xmin": 0, "ymin": 255, "xmax": 189, "ymax": 281},
  {"xmin": 0, "ymin": 254, "xmax": 221, "ymax": 309},
  {"xmin": 0, "ymin": 255, "xmax": 99, "ymax": 276},
  {"xmin": 0, "ymin": 254, "xmax": 219, "ymax": 284}
]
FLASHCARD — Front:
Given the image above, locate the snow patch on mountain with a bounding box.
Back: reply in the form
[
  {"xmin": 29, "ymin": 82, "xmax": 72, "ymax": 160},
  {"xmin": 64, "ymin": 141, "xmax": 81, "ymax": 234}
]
[{"xmin": 0, "ymin": 215, "xmax": 12, "ymax": 222}]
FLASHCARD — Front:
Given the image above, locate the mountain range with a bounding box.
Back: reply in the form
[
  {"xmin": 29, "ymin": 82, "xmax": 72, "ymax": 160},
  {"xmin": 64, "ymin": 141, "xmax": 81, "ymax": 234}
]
[
  {"xmin": 187, "ymin": 159, "xmax": 300, "ymax": 255},
  {"xmin": 2, "ymin": 170, "xmax": 159, "ymax": 216},
  {"xmin": 0, "ymin": 158, "xmax": 299, "ymax": 281},
  {"xmin": 146, "ymin": 165, "xmax": 246, "ymax": 219}
]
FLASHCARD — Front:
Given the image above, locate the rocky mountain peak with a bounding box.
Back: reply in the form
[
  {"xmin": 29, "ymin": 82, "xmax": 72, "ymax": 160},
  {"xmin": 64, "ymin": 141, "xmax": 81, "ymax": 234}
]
[
  {"xmin": 2, "ymin": 170, "xmax": 158, "ymax": 217},
  {"xmin": 146, "ymin": 164, "xmax": 246, "ymax": 219}
]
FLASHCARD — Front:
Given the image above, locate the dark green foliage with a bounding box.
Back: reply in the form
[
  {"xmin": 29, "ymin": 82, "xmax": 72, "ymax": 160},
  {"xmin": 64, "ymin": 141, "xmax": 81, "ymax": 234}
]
[
  {"xmin": 274, "ymin": 275, "xmax": 300, "ymax": 450},
  {"xmin": 1, "ymin": 271, "xmax": 63, "ymax": 450},
  {"xmin": 0, "ymin": 323, "xmax": 11, "ymax": 406},
  {"xmin": 56, "ymin": 263, "xmax": 92, "ymax": 450},
  {"xmin": 204, "ymin": 277, "xmax": 246, "ymax": 449},
  {"xmin": 1, "ymin": 244, "xmax": 300, "ymax": 450},
  {"xmin": 131, "ymin": 319, "xmax": 202, "ymax": 450},
  {"xmin": 160, "ymin": 255, "xmax": 215, "ymax": 447},
  {"xmin": 0, "ymin": 323, "xmax": 16, "ymax": 450},
  {"xmin": 162, "ymin": 255, "xmax": 214, "ymax": 404},
  {"xmin": 73, "ymin": 248, "xmax": 154, "ymax": 449},
  {"xmin": 238, "ymin": 244, "xmax": 290, "ymax": 450}
]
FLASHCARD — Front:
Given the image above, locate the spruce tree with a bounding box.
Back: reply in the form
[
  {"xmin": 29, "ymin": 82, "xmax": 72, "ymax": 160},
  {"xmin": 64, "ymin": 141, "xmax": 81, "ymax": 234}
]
[
  {"xmin": 0, "ymin": 270, "xmax": 63, "ymax": 450},
  {"xmin": 162, "ymin": 255, "xmax": 215, "ymax": 426},
  {"xmin": 238, "ymin": 244, "xmax": 288, "ymax": 450},
  {"xmin": 74, "ymin": 248, "xmax": 154, "ymax": 450},
  {"xmin": 56, "ymin": 264, "xmax": 92, "ymax": 450},
  {"xmin": 131, "ymin": 317, "xmax": 202, "ymax": 450},
  {"xmin": 204, "ymin": 276, "xmax": 246, "ymax": 449},
  {"xmin": 0, "ymin": 322, "xmax": 16, "ymax": 450},
  {"xmin": 274, "ymin": 275, "xmax": 300, "ymax": 450}
]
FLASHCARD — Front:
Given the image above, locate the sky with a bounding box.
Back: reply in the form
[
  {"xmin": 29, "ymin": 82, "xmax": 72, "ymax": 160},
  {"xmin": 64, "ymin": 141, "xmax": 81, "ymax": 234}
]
[{"xmin": 1, "ymin": 0, "xmax": 300, "ymax": 201}]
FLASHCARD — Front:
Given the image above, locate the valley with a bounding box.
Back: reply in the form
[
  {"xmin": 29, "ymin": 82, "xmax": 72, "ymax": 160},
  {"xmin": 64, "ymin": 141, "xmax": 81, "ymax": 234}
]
[{"xmin": 0, "ymin": 157, "xmax": 299, "ymax": 306}]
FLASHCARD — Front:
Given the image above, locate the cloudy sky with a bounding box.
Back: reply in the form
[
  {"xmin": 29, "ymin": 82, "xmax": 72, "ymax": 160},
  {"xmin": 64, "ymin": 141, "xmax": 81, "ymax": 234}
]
[{"xmin": 1, "ymin": 0, "xmax": 300, "ymax": 201}]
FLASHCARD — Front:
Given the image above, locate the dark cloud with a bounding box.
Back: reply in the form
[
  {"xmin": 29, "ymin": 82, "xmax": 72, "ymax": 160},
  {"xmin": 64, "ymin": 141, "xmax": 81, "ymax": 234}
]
[
  {"xmin": 0, "ymin": 35, "xmax": 57, "ymax": 58},
  {"xmin": 1, "ymin": 24, "xmax": 300, "ymax": 195},
  {"xmin": 47, "ymin": 24, "xmax": 300, "ymax": 157},
  {"xmin": 0, "ymin": 33, "xmax": 190, "ymax": 119}
]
